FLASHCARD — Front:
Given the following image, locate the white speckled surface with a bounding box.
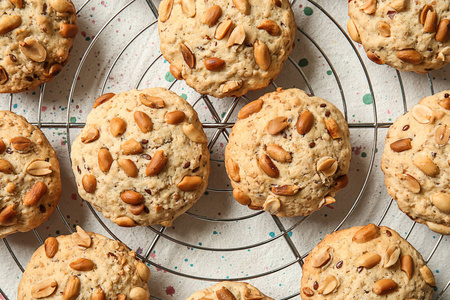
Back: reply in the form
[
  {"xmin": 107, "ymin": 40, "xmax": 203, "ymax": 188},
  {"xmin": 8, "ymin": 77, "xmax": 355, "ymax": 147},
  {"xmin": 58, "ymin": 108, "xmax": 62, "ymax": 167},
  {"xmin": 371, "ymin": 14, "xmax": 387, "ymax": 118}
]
[{"xmin": 0, "ymin": 1, "xmax": 449, "ymax": 299}]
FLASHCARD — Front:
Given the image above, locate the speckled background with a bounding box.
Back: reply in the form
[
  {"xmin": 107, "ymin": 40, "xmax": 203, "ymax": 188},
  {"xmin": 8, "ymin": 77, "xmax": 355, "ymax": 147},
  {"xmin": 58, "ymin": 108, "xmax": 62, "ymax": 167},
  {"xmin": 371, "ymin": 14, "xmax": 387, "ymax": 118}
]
[{"xmin": 0, "ymin": 1, "xmax": 449, "ymax": 299}]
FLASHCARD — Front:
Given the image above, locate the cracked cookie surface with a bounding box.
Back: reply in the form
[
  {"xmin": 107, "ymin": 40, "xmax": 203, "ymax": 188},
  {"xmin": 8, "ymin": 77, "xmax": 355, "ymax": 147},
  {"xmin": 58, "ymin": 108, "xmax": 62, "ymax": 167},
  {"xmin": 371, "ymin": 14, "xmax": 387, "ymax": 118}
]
[
  {"xmin": 225, "ymin": 88, "xmax": 351, "ymax": 217},
  {"xmin": 71, "ymin": 88, "xmax": 210, "ymax": 228},
  {"xmin": 0, "ymin": 110, "xmax": 61, "ymax": 239},
  {"xmin": 186, "ymin": 281, "xmax": 273, "ymax": 300},
  {"xmin": 158, "ymin": 0, "xmax": 296, "ymax": 98},
  {"xmin": 381, "ymin": 91, "xmax": 450, "ymax": 234}
]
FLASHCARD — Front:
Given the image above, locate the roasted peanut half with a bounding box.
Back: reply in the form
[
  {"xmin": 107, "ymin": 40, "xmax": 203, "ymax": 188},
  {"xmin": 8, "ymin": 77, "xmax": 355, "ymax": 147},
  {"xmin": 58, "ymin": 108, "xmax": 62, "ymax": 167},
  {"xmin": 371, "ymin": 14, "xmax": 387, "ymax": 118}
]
[
  {"xmin": 159, "ymin": 0, "xmax": 174, "ymax": 22},
  {"xmin": 93, "ymin": 93, "xmax": 115, "ymax": 108},
  {"xmin": 44, "ymin": 237, "xmax": 59, "ymax": 258},
  {"xmin": 436, "ymin": 19, "xmax": 450, "ymax": 42},
  {"xmin": 373, "ymin": 279, "xmax": 398, "ymax": 295},
  {"xmin": 297, "ymin": 110, "xmax": 314, "ymax": 135},
  {"xmin": 390, "ymin": 138, "xmax": 412, "ymax": 152},
  {"xmin": 0, "ymin": 15, "xmax": 22, "ymax": 35},
  {"xmin": 383, "ymin": 245, "xmax": 401, "ymax": 268},
  {"xmin": 419, "ymin": 265, "xmax": 436, "ymax": 287},
  {"xmin": 169, "ymin": 65, "xmax": 183, "ymax": 80},
  {"xmin": 69, "ymin": 258, "xmax": 95, "ymax": 271},
  {"xmin": 216, "ymin": 287, "xmax": 236, "ymax": 300},
  {"xmin": 225, "ymin": 157, "xmax": 240, "ymax": 182},
  {"xmin": 62, "ymin": 275, "xmax": 81, "ymax": 300},
  {"xmin": 23, "ymin": 181, "xmax": 47, "ymax": 206},
  {"xmin": 257, "ymin": 20, "xmax": 281, "ymax": 36},
  {"xmin": 254, "ymin": 40, "xmax": 271, "ymax": 71},
  {"xmin": 82, "ymin": 174, "xmax": 97, "ymax": 193},
  {"xmin": 397, "ymin": 174, "xmax": 421, "ymax": 194},
  {"xmin": 267, "ymin": 116, "xmax": 288, "ymax": 135},
  {"xmin": 352, "ymin": 224, "xmax": 380, "ymax": 243},
  {"xmin": 318, "ymin": 275, "xmax": 338, "ymax": 295},
  {"xmin": 31, "ymin": 279, "xmax": 58, "ymax": 299},
  {"xmin": 81, "ymin": 127, "xmax": 99, "ymax": 143},
  {"xmin": 401, "ymin": 255, "xmax": 414, "ymax": 279},
  {"xmin": 355, "ymin": 252, "xmax": 381, "ymax": 269},
  {"xmin": 0, "ymin": 159, "xmax": 13, "ymax": 174},
  {"xmin": 98, "ymin": 148, "xmax": 114, "ymax": 173},
  {"xmin": 122, "ymin": 139, "xmax": 144, "ymax": 155},
  {"xmin": 202, "ymin": 5, "xmax": 222, "ymax": 27},
  {"xmin": 271, "ymin": 185, "xmax": 300, "ymax": 196},
  {"xmin": 237, "ymin": 99, "xmax": 263, "ymax": 119},
  {"xmin": 347, "ymin": 19, "xmax": 361, "ymax": 43},
  {"xmin": 215, "ymin": 19, "xmax": 233, "ymax": 40},
  {"xmin": 165, "ymin": 111, "xmax": 186, "ymax": 125},
  {"xmin": 204, "ymin": 57, "xmax": 225, "ymax": 71},
  {"xmin": 232, "ymin": 0, "xmax": 250, "ymax": 15},
  {"xmin": 139, "ymin": 94, "xmax": 165, "ymax": 108},
  {"xmin": 11, "ymin": 136, "xmax": 31, "ymax": 151},
  {"xmin": 233, "ymin": 189, "xmax": 251, "ymax": 206},
  {"xmin": 110, "ymin": 117, "xmax": 127, "ymax": 137},
  {"xmin": 360, "ymin": 0, "xmax": 376, "ymax": 14},
  {"xmin": 177, "ymin": 176, "xmax": 203, "ymax": 191},
  {"xmin": 134, "ymin": 111, "xmax": 153, "ymax": 133},
  {"xmin": 413, "ymin": 154, "xmax": 439, "ymax": 177},
  {"xmin": 259, "ymin": 153, "xmax": 279, "ymax": 178},
  {"xmin": 120, "ymin": 191, "xmax": 144, "ymax": 205},
  {"xmin": 411, "ymin": 104, "xmax": 434, "ymax": 124},
  {"xmin": 325, "ymin": 118, "xmax": 342, "ymax": 139},
  {"xmin": 181, "ymin": 43, "xmax": 195, "ymax": 69},
  {"xmin": 119, "ymin": 159, "xmax": 139, "ymax": 178},
  {"xmin": 311, "ymin": 245, "xmax": 332, "ymax": 268},
  {"xmin": 146, "ymin": 150, "xmax": 168, "ymax": 176},
  {"xmin": 266, "ymin": 143, "xmax": 292, "ymax": 163}
]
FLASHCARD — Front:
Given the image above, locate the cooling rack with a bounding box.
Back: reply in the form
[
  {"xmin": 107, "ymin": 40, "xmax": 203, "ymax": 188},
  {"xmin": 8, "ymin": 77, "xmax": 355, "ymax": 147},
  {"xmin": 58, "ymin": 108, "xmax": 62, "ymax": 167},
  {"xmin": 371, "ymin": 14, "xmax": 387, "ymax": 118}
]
[{"xmin": 1, "ymin": 0, "xmax": 449, "ymax": 299}]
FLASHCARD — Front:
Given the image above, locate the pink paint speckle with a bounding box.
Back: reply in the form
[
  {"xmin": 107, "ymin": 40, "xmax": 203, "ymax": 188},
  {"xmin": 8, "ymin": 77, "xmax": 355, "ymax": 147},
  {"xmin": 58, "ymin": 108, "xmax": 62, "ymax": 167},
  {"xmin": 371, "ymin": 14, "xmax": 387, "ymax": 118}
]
[
  {"xmin": 165, "ymin": 286, "xmax": 175, "ymax": 296},
  {"xmin": 71, "ymin": 193, "xmax": 77, "ymax": 200},
  {"xmin": 41, "ymin": 106, "xmax": 47, "ymax": 112},
  {"xmin": 150, "ymin": 252, "xmax": 156, "ymax": 259}
]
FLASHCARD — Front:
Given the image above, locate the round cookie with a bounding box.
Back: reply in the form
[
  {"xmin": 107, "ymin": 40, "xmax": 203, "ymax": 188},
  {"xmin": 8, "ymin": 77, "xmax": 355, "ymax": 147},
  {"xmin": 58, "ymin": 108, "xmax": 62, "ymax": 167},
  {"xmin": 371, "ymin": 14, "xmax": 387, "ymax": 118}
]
[
  {"xmin": 348, "ymin": 0, "xmax": 450, "ymax": 73},
  {"xmin": 18, "ymin": 226, "xmax": 151, "ymax": 299},
  {"xmin": 225, "ymin": 88, "xmax": 351, "ymax": 217},
  {"xmin": 0, "ymin": 0, "xmax": 78, "ymax": 93},
  {"xmin": 0, "ymin": 111, "xmax": 61, "ymax": 239},
  {"xmin": 301, "ymin": 224, "xmax": 435, "ymax": 299},
  {"xmin": 381, "ymin": 91, "xmax": 450, "ymax": 235},
  {"xmin": 186, "ymin": 281, "xmax": 273, "ymax": 300},
  {"xmin": 71, "ymin": 88, "xmax": 210, "ymax": 228},
  {"xmin": 158, "ymin": 0, "xmax": 296, "ymax": 98}
]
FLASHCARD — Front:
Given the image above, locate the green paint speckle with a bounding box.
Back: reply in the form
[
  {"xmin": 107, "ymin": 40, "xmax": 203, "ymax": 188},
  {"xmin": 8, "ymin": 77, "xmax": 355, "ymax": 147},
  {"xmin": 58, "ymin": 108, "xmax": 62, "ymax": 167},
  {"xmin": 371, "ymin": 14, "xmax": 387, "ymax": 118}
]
[
  {"xmin": 363, "ymin": 94, "xmax": 373, "ymax": 105},
  {"xmin": 298, "ymin": 58, "xmax": 309, "ymax": 67},
  {"xmin": 70, "ymin": 117, "xmax": 76, "ymax": 123},
  {"xmin": 326, "ymin": 70, "xmax": 332, "ymax": 76},
  {"xmin": 304, "ymin": 7, "xmax": 313, "ymax": 16},
  {"xmin": 165, "ymin": 71, "xmax": 175, "ymax": 82},
  {"xmin": 181, "ymin": 93, "xmax": 187, "ymax": 99},
  {"xmin": 362, "ymin": 152, "xmax": 367, "ymax": 158}
]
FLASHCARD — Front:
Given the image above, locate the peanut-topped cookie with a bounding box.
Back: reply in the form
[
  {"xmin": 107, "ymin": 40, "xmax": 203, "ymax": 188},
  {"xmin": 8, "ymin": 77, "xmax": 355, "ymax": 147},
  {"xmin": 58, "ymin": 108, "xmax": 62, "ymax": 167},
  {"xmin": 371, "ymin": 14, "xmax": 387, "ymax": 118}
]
[
  {"xmin": 18, "ymin": 226, "xmax": 151, "ymax": 299},
  {"xmin": 225, "ymin": 88, "xmax": 351, "ymax": 217},
  {"xmin": 158, "ymin": 0, "xmax": 296, "ymax": 98},
  {"xmin": 71, "ymin": 88, "xmax": 210, "ymax": 228},
  {"xmin": 0, "ymin": 0, "xmax": 78, "ymax": 93},
  {"xmin": 348, "ymin": 0, "xmax": 450, "ymax": 73},
  {"xmin": 186, "ymin": 281, "xmax": 273, "ymax": 300},
  {"xmin": 0, "ymin": 111, "xmax": 61, "ymax": 239},
  {"xmin": 381, "ymin": 91, "xmax": 450, "ymax": 235},
  {"xmin": 301, "ymin": 224, "xmax": 435, "ymax": 299}
]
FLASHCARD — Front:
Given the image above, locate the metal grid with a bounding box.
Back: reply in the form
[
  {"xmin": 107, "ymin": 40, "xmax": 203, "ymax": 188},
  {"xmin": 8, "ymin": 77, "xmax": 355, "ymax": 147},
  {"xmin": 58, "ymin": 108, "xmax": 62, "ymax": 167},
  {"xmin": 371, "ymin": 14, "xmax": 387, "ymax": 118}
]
[{"xmin": 1, "ymin": 0, "xmax": 449, "ymax": 299}]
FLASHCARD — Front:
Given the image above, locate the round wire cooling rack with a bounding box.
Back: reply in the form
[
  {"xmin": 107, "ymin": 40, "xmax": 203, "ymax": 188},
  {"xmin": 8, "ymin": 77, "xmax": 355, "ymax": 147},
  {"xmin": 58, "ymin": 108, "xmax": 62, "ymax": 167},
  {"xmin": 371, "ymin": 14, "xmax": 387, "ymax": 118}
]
[{"xmin": 1, "ymin": 0, "xmax": 449, "ymax": 299}]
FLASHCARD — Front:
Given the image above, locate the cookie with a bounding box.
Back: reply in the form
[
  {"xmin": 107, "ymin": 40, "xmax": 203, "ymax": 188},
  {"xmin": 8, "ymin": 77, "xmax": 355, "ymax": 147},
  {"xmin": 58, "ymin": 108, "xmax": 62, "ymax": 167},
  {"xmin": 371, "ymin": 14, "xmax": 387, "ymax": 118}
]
[
  {"xmin": 158, "ymin": 0, "xmax": 296, "ymax": 98},
  {"xmin": 381, "ymin": 91, "xmax": 450, "ymax": 235},
  {"xmin": 0, "ymin": 111, "xmax": 61, "ymax": 239},
  {"xmin": 18, "ymin": 226, "xmax": 151, "ymax": 299},
  {"xmin": 186, "ymin": 281, "xmax": 273, "ymax": 300},
  {"xmin": 301, "ymin": 224, "xmax": 435, "ymax": 299},
  {"xmin": 225, "ymin": 88, "xmax": 351, "ymax": 217},
  {"xmin": 348, "ymin": 0, "xmax": 450, "ymax": 73},
  {"xmin": 0, "ymin": 0, "xmax": 78, "ymax": 93},
  {"xmin": 71, "ymin": 88, "xmax": 210, "ymax": 228}
]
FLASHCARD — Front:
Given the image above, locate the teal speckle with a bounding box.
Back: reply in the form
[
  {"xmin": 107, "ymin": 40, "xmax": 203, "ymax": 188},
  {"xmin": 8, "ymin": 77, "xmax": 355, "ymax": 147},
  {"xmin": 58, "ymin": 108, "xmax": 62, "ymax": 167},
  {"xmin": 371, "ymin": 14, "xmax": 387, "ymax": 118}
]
[
  {"xmin": 70, "ymin": 117, "xmax": 76, "ymax": 123},
  {"xmin": 269, "ymin": 232, "xmax": 275, "ymax": 238},
  {"xmin": 363, "ymin": 93, "xmax": 373, "ymax": 105},
  {"xmin": 165, "ymin": 71, "xmax": 175, "ymax": 82},
  {"xmin": 298, "ymin": 58, "xmax": 309, "ymax": 67},
  {"xmin": 361, "ymin": 152, "xmax": 367, "ymax": 158},
  {"xmin": 181, "ymin": 93, "xmax": 187, "ymax": 100},
  {"xmin": 326, "ymin": 70, "xmax": 332, "ymax": 76},
  {"xmin": 304, "ymin": 7, "xmax": 313, "ymax": 16},
  {"xmin": 213, "ymin": 231, "xmax": 218, "ymax": 235}
]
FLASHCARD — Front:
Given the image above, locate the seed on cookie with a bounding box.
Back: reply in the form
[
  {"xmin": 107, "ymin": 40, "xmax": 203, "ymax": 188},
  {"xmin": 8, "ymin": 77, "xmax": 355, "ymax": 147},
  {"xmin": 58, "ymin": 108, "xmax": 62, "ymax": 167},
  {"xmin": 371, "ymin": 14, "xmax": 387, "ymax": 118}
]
[
  {"xmin": 390, "ymin": 138, "xmax": 412, "ymax": 152},
  {"xmin": 413, "ymin": 154, "xmax": 439, "ymax": 177},
  {"xmin": 257, "ymin": 20, "xmax": 281, "ymax": 36},
  {"xmin": 263, "ymin": 196, "xmax": 281, "ymax": 214},
  {"xmin": 19, "ymin": 37, "xmax": 47, "ymax": 62},
  {"xmin": 129, "ymin": 204, "xmax": 145, "ymax": 215},
  {"xmin": 383, "ymin": 245, "xmax": 401, "ymax": 268},
  {"xmin": 181, "ymin": 0, "xmax": 196, "ymax": 17},
  {"xmin": 435, "ymin": 124, "xmax": 450, "ymax": 145},
  {"xmin": 233, "ymin": 188, "xmax": 251, "ymax": 205},
  {"xmin": 204, "ymin": 57, "xmax": 225, "ymax": 71},
  {"xmin": 0, "ymin": 159, "xmax": 13, "ymax": 174},
  {"xmin": 110, "ymin": 117, "xmax": 127, "ymax": 137},
  {"xmin": 400, "ymin": 255, "xmax": 414, "ymax": 279},
  {"xmin": 232, "ymin": 0, "xmax": 250, "ymax": 15},
  {"xmin": 71, "ymin": 226, "xmax": 91, "ymax": 249},
  {"xmin": 159, "ymin": 0, "xmax": 174, "ymax": 22},
  {"xmin": 226, "ymin": 25, "xmax": 246, "ymax": 47},
  {"xmin": 237, "ymin": 99, "xmax": 263, "ymax": 119},
  {"xmin": 122, "ymin": 139, "xmax": 144, "ymax": 155},
  {"xmin": 0, "ymin": 205, "xmax": 16, "ymax": 226},
  {"xmin": 215, "ymin": 19, "xmax": 233, "ymax": 40},
  {"xmin": 181, "ymin": 43, "xmax": 196, "ymax": 69},
  {"xmin": 311, "ymin": 245, "xmax": 332, "ymax": 268},
  {"xmin": 11, "ymin": 136, "xmax": 31, "ymax": 151},
  {"xmin": 26, "ymin": 160, "xmax": 53, "ymax": 176},
  {"xmin": 431, "ymin": 193, "xmax": 450, "ymax": 214},
  {"xmin": 373, "ymin": 279, "xmax": 398, "ymax": 295},
  {"xmin": 44, "ymin": 237, "xmax": 59, "ymax": 258},
  {"xmin": 396, "ymin": 174, "xmax": 421, "ymax": 194},
  {"xmin": 62, "ymin": 275, "xmax": 81, "ymax": 300},
  {"xmin": 139, "ymin": 94, "xmax": 165, "ymax": 108},
  {"xmin": 31, "ymin": 279, "xmax": 58, "ymax": 299},
  {"xmin": 121, "ymin": 191, "xmax": 144, "ymax": 205},
  {"xmin": 352, "ymin": 223, "xmax": 380, "ymax": 243},
  {"xmin": 165, "ymin": 111, "xmax": 186, "ymax": 125},
  {"xmin": 296, "ymin": 110, "xmax": 314, "ymax": 135},
  {"xmin": 317, "ymin": 275, "xmax": 338, "ymax": 295},
  {"xmin": 436, "ymin": 19, "xmax": 450, "ymax": 42},
  {"xmin": 266, "ymin": 143, "xmax": 292, "ymax": 163},
  {"xmin": 317, "ymin": 157, "xmax": 338, "ymax": 177},
  {"xmin": 254, "ymin": 40, "xmax": 271, "ymax": 71},
  {"xmin": 267, "ymin": 116, "xmax": 288, "ymax": 135},
  {"xmin": 82, "ymin": 174, "xmax": 97, "ymax": 193},
  {"xmin": 201, "ymin": 5, "xmax": 222, "ymax": 27},
  {"xmin": 23, "ymin": 181, "xmax": 47, "ymax": 206},
  {"xmin": 225, "ymin": 157, "xmax": 240, "ymax": 182},
  {"xmin": 325, "ymin": 118, "xmax": 342, "ymax": 139},
  {"xmin": 145, "ymin": 150, "xmax": 168, "ymax": 176},
  {"xmin": 177, "ymin": 176, "xmax": 203, "ymax": 191},
  {"xmin": 92, "ymin": 288, "xmax": 106, "ymax": 300},
  {"xmin": 259, "ymin": 153, "xmax": 279, "ymax": 178},
  {"xmin": 116, "ymin": 216, "xmax": 136, "ymax": 227},
  {"xmin": 419, "ymin": 265, "xmax": 436, "ymax": 287},
  {"xmin": 93, "ymin": 93, "xmax": 115, "ymax": 108},
  {"xmin": 271, "ymin": 185, "xmax": 300, "ymax": 196},
  {"xmin": 355, "ymin": 252, "xmax": 381, "ymax": 269},
  {"xmin": 0, "ymin": 15, "xmax": 22, "ymax": 35}
]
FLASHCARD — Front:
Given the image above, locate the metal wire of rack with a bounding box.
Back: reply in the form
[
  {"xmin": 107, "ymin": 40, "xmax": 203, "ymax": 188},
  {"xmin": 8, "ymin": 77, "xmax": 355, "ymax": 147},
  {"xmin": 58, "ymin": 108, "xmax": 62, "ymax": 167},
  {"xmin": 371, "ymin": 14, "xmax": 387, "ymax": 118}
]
[{"xmin": 1, "ymin": 0, "xmax": 449, "ymax": 299}]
